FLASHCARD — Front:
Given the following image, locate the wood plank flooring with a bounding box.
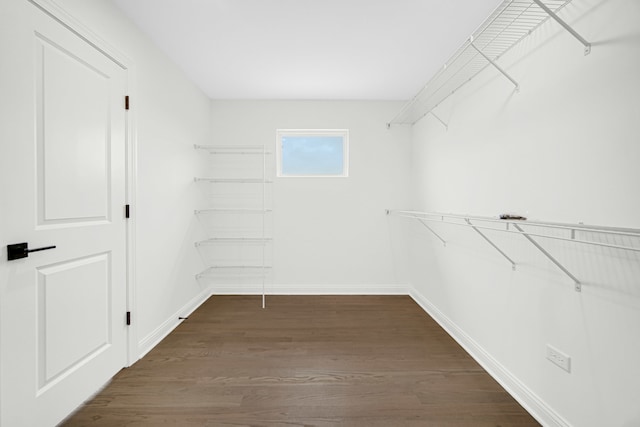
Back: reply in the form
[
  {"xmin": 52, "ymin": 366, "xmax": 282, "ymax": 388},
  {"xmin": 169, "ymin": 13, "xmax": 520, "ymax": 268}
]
[{"xmin": 63, "ymin": 295, "xmax": 540, "ymax": 426}]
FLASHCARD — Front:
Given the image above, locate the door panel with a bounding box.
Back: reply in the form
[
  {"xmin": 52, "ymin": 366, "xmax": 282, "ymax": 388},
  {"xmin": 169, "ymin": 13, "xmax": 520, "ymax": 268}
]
[
  {"xmin": 37, "ymin": 34, "xmax": 111, "ymax": 224},
  {"xmin": 0, "ymin": 2, "xmax": 128, "ymax": 426},
  {"xmin": 37, "ymin": 253, "xmax": 111, "ymax": 391}
]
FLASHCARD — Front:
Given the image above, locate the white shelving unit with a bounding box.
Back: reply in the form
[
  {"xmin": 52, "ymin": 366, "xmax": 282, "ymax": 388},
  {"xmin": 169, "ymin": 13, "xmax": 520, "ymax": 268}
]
[
  {"xmin": 195, "ymin": 144, "xmax": 273, "ymax": 308},
  {"xmin": 388, "ymin": 210, "xmax": 640, "ymax": 292},
  {"xmin": 389, "ymin": 0, "xmax": 591, "ymax": 127}
]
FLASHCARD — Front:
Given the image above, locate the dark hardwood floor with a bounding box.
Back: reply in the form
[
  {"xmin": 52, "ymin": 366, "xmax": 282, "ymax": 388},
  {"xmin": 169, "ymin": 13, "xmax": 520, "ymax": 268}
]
[{"xmin": 63, "ymin": 295, "xmax": 540, "ymax": 426}]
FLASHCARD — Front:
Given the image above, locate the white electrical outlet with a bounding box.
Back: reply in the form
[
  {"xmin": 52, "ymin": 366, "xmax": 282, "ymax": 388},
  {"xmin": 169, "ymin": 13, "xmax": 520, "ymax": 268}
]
[{"xmin": 547, "ymin": 344, "xmax": 571, "ymax": 373}]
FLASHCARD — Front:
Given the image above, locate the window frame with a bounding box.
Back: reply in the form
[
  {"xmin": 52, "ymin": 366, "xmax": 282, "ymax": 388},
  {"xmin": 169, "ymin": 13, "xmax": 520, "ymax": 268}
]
[{"xmin": 275, "ymin": 129, "xmax": 350, "ymax": 178}]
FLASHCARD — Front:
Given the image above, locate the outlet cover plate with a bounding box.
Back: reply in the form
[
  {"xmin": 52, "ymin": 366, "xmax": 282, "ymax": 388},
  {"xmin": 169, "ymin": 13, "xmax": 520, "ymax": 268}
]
[{"xmin": 547, "ymin": 344, "xmax": 571, "ymax": 373}]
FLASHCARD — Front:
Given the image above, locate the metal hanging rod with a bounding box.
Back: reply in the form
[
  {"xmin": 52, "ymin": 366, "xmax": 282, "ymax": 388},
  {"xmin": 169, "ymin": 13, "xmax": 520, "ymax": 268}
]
[
  {"xmin": 388, "ymin": 209, "xmax": 640, "ymax": 292},
  {"xmin": 388, "ymin": 0, "xmax": 590, "ymax": 126}
]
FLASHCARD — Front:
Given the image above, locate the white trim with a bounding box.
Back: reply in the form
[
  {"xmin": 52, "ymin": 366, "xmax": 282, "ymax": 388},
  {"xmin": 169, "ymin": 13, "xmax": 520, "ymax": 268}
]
[
  {"xmin": 28, "ymin": 0, "xmax": 135, "ymax": 68},
  {"xmin": 137, "ymin": 288, "xmax": 213, "ymax": 360},
  {"xmin": 275, "ymin": 129, "xmax": 350, "ymax": 178},
  {"xmin": 210, "ymin": 283, "xmax": 408, "ymax": 295},
  {"xmin": 409, "ymin": 287, "xmax": 571, "ymax": 427},
  {"xmin": 29, "ymin": 0, "xmax": 139, "ymax": 367},
  {"xmin": 124, "ymin": 69, "xmax": 138, "ymax": 367}
]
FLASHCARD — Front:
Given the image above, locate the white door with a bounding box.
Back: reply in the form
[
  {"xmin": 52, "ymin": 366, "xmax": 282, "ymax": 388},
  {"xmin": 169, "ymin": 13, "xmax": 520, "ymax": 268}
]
[{"xmin": 0, "ymin": 2, "xmax": 129, "ymax": 426}]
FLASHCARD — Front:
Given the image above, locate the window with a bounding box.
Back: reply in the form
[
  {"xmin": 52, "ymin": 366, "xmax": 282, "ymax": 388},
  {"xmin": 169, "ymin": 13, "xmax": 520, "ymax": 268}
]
[{"xmin": 276, "ymin": 129, "xmax": 349, "ymax": 177}]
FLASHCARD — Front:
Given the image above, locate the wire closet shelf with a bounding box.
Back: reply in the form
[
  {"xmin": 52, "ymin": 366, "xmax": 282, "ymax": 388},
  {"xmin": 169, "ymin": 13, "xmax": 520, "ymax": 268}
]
[
  {"xmin": 387, "ymin": 210, "xmax": 640, "ymax": 292},
  {"xmin": 194, "ymin": 144, "xmax": 273, "ymax": 155},
  {"xmin": 389, "ymin": 0, "xmax": 590, "ymax": 126},
  {"xmin": 194, "ymin": 144, "xmax": 272, "ymax": 308}
]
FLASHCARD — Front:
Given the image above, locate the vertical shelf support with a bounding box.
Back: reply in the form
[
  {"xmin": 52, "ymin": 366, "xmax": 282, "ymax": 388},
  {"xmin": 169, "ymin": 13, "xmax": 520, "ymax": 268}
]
[
  {"xmin": 469, "ymin": 39, "xmax": 520, "ymax": 91},
  {"xmin": 262, "ymin": 143, "xmax": 267, "ymax": 309},
  {"xmin": 532, "ymin": 0, "xmax": 591, "ymax": 55},
  {"xmin": 465, "ymin": 219, "xmax": 517, "ymax": 270},
  {"xmin": 512, "ymin": 223, "xmax": 582, "ymax": 291}
]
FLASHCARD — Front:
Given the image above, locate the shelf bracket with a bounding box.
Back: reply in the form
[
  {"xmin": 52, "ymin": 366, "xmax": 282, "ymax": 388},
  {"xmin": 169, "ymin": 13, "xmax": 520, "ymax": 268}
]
[
  {"xmin": 469, "ymin": 40, "xmax": 520, "ymax": 91},
  {"xmin": 429, "ymin": 111, "xmax": 448, "ymax": 130},
  {"xmin": 465, "ymin": 219, "xmax": 516, "ymax": 270},
  {"xmin": 533, "ymin": 0, "xmax": 591, "ymax": 55},
  {"xmin": 512, "ymin": 223, "xmax": 582, "ymax": 291},
  {"xmin": 417, "ymin": 219, "xmax": 447, "ymax": 247}
]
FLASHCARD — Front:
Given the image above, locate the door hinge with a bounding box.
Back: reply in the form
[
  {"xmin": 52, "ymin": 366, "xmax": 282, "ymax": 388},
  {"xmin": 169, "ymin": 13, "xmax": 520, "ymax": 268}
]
[
  {"xmin": 126, "ymin": 311, "xmax": 131, "ymax": 326},
  {"xmin": 125, "ymin": 204, "xmax": 130, "ymax": 218},
  {"xmin": 125, "ymin": 95, "xmax": 130, "ymax": 110}
]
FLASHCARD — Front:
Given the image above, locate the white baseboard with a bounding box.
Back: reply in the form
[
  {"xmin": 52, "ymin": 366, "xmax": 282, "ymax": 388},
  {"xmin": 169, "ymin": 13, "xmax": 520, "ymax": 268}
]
[
  {"xmin": 210, "ymin": 283, "xmax": 408, "ymax": 295},
  {"xmin": 137, "ymin": 287, "xmax": 213, "ymax": 359},
  {"xmin": 409, "ymin": 287, "xmax": 570, "ymax": 427}
]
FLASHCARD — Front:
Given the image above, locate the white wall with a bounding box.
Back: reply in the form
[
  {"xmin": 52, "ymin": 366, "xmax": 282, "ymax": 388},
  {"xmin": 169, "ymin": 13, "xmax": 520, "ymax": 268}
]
[
  {"xmin": 9, "ymin": 0, "xmax": 637, "ymax": 425},
  {"xmin": 54, "ymin": 0, "xmax": 212, "ymax": 357},
  {"xmin": 405, "ymin": 0, "xmax": 640, "ymax": 425},
  {"xmin": 210, "ymin": 101, "xmax": 411, "ymax": 294}
]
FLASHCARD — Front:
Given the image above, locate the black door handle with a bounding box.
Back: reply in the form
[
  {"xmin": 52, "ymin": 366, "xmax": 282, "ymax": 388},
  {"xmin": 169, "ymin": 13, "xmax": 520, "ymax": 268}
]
[{"xmin": 7, "ymin": 242, "xmax": 57, "ymax": 261}]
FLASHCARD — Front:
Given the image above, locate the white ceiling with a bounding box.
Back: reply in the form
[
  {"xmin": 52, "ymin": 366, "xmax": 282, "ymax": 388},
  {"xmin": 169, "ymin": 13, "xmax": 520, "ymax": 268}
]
[{"xmin": 112, "ymin": 0, "xmax": 502, "ymax": 100}]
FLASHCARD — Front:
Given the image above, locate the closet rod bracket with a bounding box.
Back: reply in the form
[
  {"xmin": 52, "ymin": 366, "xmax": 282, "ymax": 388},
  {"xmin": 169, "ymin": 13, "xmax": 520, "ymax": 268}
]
[
  {"xmin": 429, "ymin": 111, "xmax": 448, "ymax": 130},
  {"xmin": 512, "ymin": 223, "xmax": 582, "ymax": 291},
  {"xmin": 532, "ymin": 0, "xmax": 591, "ymax": 55},
  {"xmin": 418, "ymin": 219, "xmax": 447, "ymax": 247},
  {"xmin": 469, "ymin": 39, "xmax": 519, "ymax": 91},
  {"xmin": 465, "ymin": 219, "xmax": 516, "ymax": 270}
]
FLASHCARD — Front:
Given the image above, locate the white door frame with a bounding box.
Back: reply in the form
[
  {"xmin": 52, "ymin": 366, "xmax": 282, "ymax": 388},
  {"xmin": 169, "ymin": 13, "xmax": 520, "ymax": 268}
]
[{"xmin": 27, "ymin": 0, "xmax": 139, "ymax": 367}]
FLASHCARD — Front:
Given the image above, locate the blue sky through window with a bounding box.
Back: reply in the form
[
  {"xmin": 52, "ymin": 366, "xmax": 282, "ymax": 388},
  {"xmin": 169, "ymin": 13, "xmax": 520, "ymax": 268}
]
[{"xmin": 281, "ymin": 135, "xmax": 345, "ymax": 176}]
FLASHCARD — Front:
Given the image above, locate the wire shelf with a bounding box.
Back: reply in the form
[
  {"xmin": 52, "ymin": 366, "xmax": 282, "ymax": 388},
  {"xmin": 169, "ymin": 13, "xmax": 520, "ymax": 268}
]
[
  {"xmin": 196, "ymin": 266, "xmax": 272, "ymax": 279},
  {"xmin": 194, "ymin": 144, "xmax": 272, "ymax": 154},
  {"xmin": 195, "ymin": 237, "xmax": 273, "ymax": 246},
  {"xmin": 194, "ymin": 208, "xmax": 272, "ymax": 214},
  {"xmin": 389, "ymin": 0, "xmax": 584, "ymax": 126},
  {"xmin": 194, "ymin": 178, "xmax": 273, "ymax": 184},
  {"xmin": 194, "ymin": 142, "xmax": 272, "ymax": 308},
  {"xmin": 388, "ymin": 209, "xmax": 640, "ymax": 292}
]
